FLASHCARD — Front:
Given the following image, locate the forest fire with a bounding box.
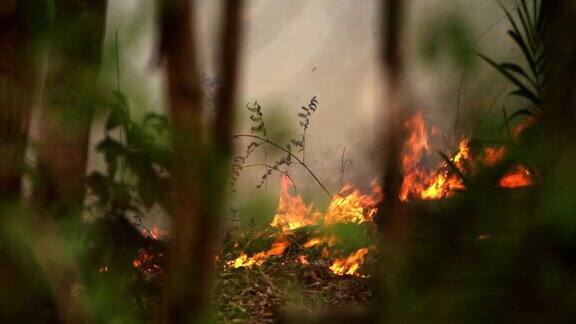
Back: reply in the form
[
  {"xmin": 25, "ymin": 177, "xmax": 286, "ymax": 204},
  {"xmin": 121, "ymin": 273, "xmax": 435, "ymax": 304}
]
[
  {"xmin": 225, "ymin": 112, "xmax": 535, "ymax": 277},
  {"xmin": 227, "ymin": 177, "xmax": 381, "ymax": 275},
  {"xmin": 400, "ymin": 112, "xmax": 533, "ymax": 201}
]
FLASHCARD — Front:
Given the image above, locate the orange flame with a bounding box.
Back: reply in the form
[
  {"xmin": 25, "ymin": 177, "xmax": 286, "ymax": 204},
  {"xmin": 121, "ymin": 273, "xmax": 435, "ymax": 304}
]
[
  {"xmin": 400, "ymin": 112, "xmax": 534, "ymax": 200},
  {"xmin": 324, "ymin": 182, "xmax": 381, "ymax": 225},
  {"xmin": 400, "ymin": 113, "xmax": 471, "ymax": 201},
  {"xmin": 499, "ymin": 165, "xmax": 532, "ymax": 188},
  {"xmin": 227, "ymin": 237, "xmax": 290, "ymax": 268},
  {"xmin": 303, "ymin": 236, "xmax": 337, "ymax": 248},
  {"xmin": 400, "ymin": 112, "xmax": 433, "ymax": 201},
  {"xmin": 270, "ymin": 176, "xmax": 321, "ymax": 231},
  {"xmin": 329, "ymin": 248, "xmax": 369, "ymax": 276},
  {"xmin": 483, "ymin": 146, "xmax": 507, "ymax": 166},
  {"xmin": 271, "ymin": 175, "xmax": 382, "ymax": 231}
]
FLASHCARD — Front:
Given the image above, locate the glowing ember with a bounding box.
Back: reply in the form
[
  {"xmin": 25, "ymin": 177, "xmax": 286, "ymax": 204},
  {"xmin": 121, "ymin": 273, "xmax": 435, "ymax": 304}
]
[
  {"xmin": 329, "ymin": 248, "xmax": 369, "ymax": 276},
  {"xmin": 140, "ymin": 225, "xmax": 166, "ymax": 240},
  {"xmin": 133, "ymin": 250, "xmax": 152, "ymax": 268},
  {"xmin": 512, "ymin": 116, "xmax": 538, "ymax": 138},
  {"xmin": 499, "ymin": 165, "xmax": 532, "ymax": 188},
  {"xmin": 483, "ymin": 146, "xmax": 507, "ymax": 166}
]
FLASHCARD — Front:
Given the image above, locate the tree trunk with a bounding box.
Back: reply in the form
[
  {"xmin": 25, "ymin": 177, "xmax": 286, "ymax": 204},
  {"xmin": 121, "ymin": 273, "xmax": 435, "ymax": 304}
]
[
  {"xmin": 376, "ymin": 0, "xmax": 408, "ymax": 321},
  {"xmin": 0, "ymin": 1, "xmax": 43, "ymax": 199},
  {"xmin": 36, "ymin": 0, "xmax": 107, "ymax": 215},
  {"xmin": 378, "ymin": 0, "xmax": 406, "ymax": 239},
  {"xmin": 33, "ymin": 0, "xmax": 108, "ymax": 321},
  {"xmin": 213, "ymin": 0, "xmax": 245, "ymax": 155},
  {"xmin": 160, "ymin": 0, "xmax": 205, "ymax": 321},
  {"xmin": 541, "ymin": 0, "xmax": 576, "ymax": 144},
  {"xmin": 161, "ymin": 0, "xmax": 245, "ymax": 321}
]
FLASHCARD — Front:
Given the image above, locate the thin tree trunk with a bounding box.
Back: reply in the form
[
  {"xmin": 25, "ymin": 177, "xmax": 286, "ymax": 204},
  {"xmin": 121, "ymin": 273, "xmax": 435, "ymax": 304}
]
[
  {"xmin": 376, "ymin": 0, "xmax": 408, "ymax": 321},
  {"xmin": 162, "ymin": 0, "xmax": 245, "ymax": 321},
  {"xmin": 36, "ymin": 0, "xmax": 107, "ymax": 215},
  {"xmin": 378, "ymin": 0, "xmax": 406, "ymax": 238},
  {"xmin": 160, "ymin": 0, "xmax": 205, "ymax": 321},
  {"xmin": 34, "ymin": 0, "xmax": 108, "ymax": 321},
  {"xmin": 213, "ymin": 0, "xmax": 245, "ymax": 155},
  {"xmin": 541, "ymin": 0, "xmax": 576, "ymax": 144},
  {"xmin": 0, "ymin": 2, "xmax": 41, "ymax": 199},
  {"xmin": 0, "ymin": 3, "xmax": 57, "ymax": 322}
]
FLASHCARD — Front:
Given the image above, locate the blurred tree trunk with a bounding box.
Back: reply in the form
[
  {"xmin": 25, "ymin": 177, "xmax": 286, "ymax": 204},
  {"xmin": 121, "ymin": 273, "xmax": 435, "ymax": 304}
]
[
  {"xmin": 36, "ymin": 0, "xmax": 107, "ymax": 217},
  {"xmin": 0, "ymin": 2, "xmax": 59, "ymax": 322},
  {"xmin": 33, "ymin": 0, "xmax": 107, "ymax": 321},
  {"xmin": 378, "ymin": 0, "xmax": 406, "ymax": 238},
  {"xmin": 376, "ymin": 0, "xmax": 408, "ymax": 321},
  {"xmin": 541, "ymin": 0, "xmax": 576, "ymax": 144},
  {"xmin": 161, "ymin": 0, "xmax": 244, "ymax": 321},
  {"xmin": 0, "ymin": 2, "xmax": 42, "ymax": 199},
  {"xmin": 213, "ymin": 0, "xmax": 244, "ymax": 154},
  {"xmin": 160, "ymin": 0, "xmax": 204, "ymax": 321}
]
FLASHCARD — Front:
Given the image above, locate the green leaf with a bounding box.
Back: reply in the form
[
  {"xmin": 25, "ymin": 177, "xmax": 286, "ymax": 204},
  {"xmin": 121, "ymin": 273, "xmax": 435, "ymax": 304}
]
[
  {"xmin": 536, "ymin": 2, "xmax": 549, "ymax": 35},
  {"xmin": 507, "ymin": 108, "xmax": 539, "ymax": 123},
  {"xmin": 517, "ymin": 0, "xmax": 536, "ymax": 51},
  {"xmin": 86, "ymin": 172, "xmax": 110, "ymax": 205},
  {"xmin": 96, "ymin": 136, "xmax": 125, "ymax": 179},
  {"xmin": 112, "ymin": 90, "xmax": 129, "ymax": 110},
  {"xmin": 477, "ymin": 54, "xmax": 540, "ymax": 106},
  {"xmin": 508, "ymin": 88, "xmax": 541, "ymax": 107},
  {"xmin": 500, "ymin": 62, "xmax": 539, "ymax": 90},
  {"xmin": 107, "ymin": 91, "xmax": 130, "ymax": 130},
  {"xmin": 507, "ymin": 30, "xmax": 537, "ymax": 77},
  {"xmin": 142, "ymin": 113, "xmax": 169, "ymax": 135}
]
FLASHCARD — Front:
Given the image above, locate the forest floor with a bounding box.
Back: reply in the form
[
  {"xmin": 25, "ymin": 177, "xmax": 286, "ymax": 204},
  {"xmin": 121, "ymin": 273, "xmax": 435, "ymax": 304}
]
[{"xmin": 212, "ymin": 230, "xmax": 376, "ymax": 322}]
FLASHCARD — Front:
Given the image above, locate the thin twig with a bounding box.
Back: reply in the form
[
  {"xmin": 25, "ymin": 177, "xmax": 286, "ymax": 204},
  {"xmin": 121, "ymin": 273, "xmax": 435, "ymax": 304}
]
[
  {"xmin": 243, "ymin": 163, "xmax": 298, "ymax": 193},
  {"xmin": 233, "ymin": 134, "xmax": 333, "ymax": 199},
  {"xmin": 339, "ymin": 147, "xmax": 352, "ymax": 189},
  {"xmin": 502, "ymin": 106, "xmax": 512, "ymax": 141},
  {"xmin": 115, "ymin": 28, "xmax": 121, "ymax": 92}
]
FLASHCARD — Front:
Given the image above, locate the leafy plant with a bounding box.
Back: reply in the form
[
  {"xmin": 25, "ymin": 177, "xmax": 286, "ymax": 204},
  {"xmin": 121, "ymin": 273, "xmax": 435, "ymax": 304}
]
[
  {"xmin": 83, "ymin": 89, "xmax": 171, "ymax": 319},
  {"xmin": 232, "ymin": 97, "xmax": 333, "ymax": 198},
  {"xmin": 478, "ymin": 0, "xmax": 549, "ymax": 122},
  {"xmin": 292, "ymin": 96, "xmax": 319, "ymax": 162}
]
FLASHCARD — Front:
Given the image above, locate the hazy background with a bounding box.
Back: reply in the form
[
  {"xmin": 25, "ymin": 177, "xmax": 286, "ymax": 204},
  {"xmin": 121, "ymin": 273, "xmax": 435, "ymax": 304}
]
[{"xmin": 90, "ymin": 0, "xmax": 519, "ymax": 226}]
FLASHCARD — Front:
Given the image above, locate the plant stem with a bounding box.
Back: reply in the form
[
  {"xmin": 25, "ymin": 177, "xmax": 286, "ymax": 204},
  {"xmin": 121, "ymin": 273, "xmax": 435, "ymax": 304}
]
[
  {"xmin": 233, "ymin": 134, "xmax": 333, "ymax": 199},
  {"xmin": 242, "ymin": 163, "xmax": 298, "ymax": 193}
]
